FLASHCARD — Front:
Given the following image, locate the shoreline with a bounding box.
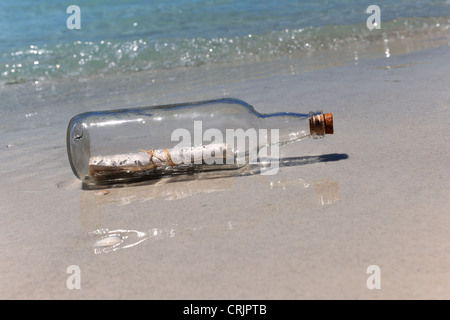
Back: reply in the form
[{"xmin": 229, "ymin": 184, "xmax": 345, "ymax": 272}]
[{"xmin": 1, "ymin": 15, "xmax": 449, "ymax": 88}]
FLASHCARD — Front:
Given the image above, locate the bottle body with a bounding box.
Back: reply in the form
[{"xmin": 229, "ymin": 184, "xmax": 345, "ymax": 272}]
[{"xmin": 67, "ymin": 98, "xmax": 333, "ymax": 187}]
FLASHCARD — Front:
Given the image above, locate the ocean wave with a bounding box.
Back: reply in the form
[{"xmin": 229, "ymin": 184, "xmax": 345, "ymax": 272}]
[{"xmin": 1, "ymin": 16, "xmax": 449, "ymax": 85}]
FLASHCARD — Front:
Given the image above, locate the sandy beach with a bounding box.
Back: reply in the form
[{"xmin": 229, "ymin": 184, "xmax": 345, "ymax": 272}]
[{"xmin": 1, "ymin": 34, "xmax": 450, "ymax": 299}]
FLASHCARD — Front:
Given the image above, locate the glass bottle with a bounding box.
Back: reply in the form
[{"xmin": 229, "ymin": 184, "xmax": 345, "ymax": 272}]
[{"xmin": 67, "ymin": 98, "xmax": 333, "ymax": 188}]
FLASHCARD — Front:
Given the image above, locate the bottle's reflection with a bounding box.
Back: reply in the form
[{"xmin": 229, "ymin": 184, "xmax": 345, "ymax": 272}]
[
  {"xmin": 82, "ymin": 176, "xmax": 341, "ymax": 255},
  {"xmin": 92, "ymin": 229, "xmax": 157, "ymax": 254},
  {"xmin": 80, "ymin": 154, "xmax": 347, "ymax": 255}
]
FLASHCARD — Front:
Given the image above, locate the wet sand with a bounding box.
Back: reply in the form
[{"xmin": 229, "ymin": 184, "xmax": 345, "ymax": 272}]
[{"xmin": 1, "ymin": 42, "xmax": 450, "ymax": 299}]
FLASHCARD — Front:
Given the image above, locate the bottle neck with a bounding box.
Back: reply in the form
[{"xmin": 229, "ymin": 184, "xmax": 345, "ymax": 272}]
[{"xmin": 257, "ymin": 111, "xmax": 333, "ymax": 145}]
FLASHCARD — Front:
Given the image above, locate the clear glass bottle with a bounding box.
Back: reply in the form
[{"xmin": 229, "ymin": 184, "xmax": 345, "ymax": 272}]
[{"xmin": 67, "ymin": 98, "xmax": 333, "ymax": 188}]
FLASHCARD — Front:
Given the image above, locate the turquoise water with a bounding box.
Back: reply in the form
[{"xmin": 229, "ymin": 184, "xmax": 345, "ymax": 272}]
[{"xmin": 0, "ymin": 0, "xmax": 449, "ymax": 83}]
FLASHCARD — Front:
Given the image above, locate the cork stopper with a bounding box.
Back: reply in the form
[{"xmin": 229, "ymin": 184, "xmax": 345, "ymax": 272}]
[
  {"xmin": 309, "ymin": 112, "xmax": 334, "ymax": 136},
  {"xmin": 324, "ymin": 113, "xmax": 333, "ymax": 134}
]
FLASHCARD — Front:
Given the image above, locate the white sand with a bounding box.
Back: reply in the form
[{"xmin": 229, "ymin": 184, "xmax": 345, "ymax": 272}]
[{"xmin": 1, "ymin": 41, "xmax": 450, "ymax": 299}]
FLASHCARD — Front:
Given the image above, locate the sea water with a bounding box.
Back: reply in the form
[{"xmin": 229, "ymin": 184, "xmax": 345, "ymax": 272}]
[{"xmin": 0, "ymin": 0, "xmax": 449, "ymax": 85}]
